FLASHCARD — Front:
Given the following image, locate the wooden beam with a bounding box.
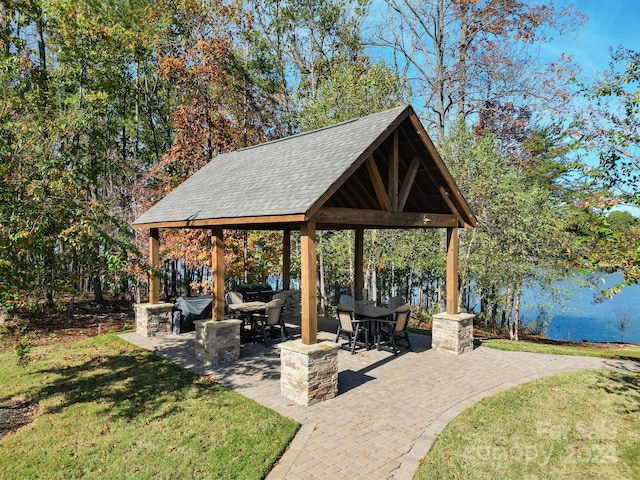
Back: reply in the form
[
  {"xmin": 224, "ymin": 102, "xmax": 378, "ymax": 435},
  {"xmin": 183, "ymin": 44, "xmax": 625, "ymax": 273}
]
[
  {"xmin": 300, "ymin": 222, "xmax": 318, "ymax": 345},
  {"xmin": 407, "ymin": 111, "xmax": 477, "ymax": 227},
  {"xmin": 366, "ymin": 156, "xmax": 392, "ymax": 211},
  {"xmin": 282, "ymin": 227, "xmax": 291, "ymax": 290},
  {"xmin": 438, "ymin": 185, "xmax": 461, "ymax": 219},
  {"xmin": 312, "ymin": 207, "xmax": 458, "ymax": 228},
  {"xmin": 211, "ymin": 227, "xmax": 225, "ymax": 321},
  {"xmin": 389, "ymin": 130, "xmax": 399, "ymax": 211},
  {"xmin": 446, "ymin": 227, "xmax": 459, "ymax": 314},
  {"xmin": 398, "ymin": 155, "xmax": 421, "ymax": 212},
  {"xmin": 149, "ymin": 228, "xmax": 160, "ymax": 304},
  {"xmin": 354, "ymin": 228, "xmax": 364, "ymax": 301},
  {"xmin": 132, "ymin": 213, "xmax": 307, "ymax": 230}
]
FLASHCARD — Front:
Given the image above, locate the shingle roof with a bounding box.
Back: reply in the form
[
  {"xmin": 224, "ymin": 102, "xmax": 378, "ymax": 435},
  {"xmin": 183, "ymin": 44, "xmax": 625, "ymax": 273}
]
[
  {"xmin": 133, "ymin": 105, "xmax": 409, "ymax": 226},
  {"xmin": 133, "ymin": 104, "xmax": 477, "ymax": 229}
]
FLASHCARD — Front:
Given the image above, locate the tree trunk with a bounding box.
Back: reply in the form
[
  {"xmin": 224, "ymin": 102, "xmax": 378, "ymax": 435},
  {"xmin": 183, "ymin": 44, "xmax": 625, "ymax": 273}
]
[
  {"xmin": 438, "ymin": 278, "xmax": 446, "ymax": 312},
  {"xmin": 243, "ymin": 230, "xmax": 249, "ymax": 283},
  {"xmin": 318, "ymin": 231, "xmax": 326, "ymax": 315},
  {"xmin": 171, "ymin": 260, "xmax": 178, "ymax": 297},
  {"xmin": 0, "ymin": 1, "xmax": 9, "ymax": 56},
  {"xmin": 456, "ymin": 0, "xmax": 470, "ymax": 118},
  {"xmin": 434, "ymin": 0, "xmax": 446, "ymax": 144},
  {"xmin": 93, "ymin": 277, "xmax": 103, "ymax": 303},
  {"xmin": 513, "ymin": 287, "xmax": 521, "ymax": 341}
]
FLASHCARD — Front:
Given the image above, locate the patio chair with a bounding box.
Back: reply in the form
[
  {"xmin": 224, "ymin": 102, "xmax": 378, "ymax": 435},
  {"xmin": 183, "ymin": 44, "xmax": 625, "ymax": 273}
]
[
  {"xmin": 272, "ymin": 291, "xmax": 288, "ymax": 303},
  {"xmin": 252, "ymin": 298, "xmax": 287, "ymax": 347},
  {"xmin": 377, "ymin": 304, "xmax": 413, "ymax": 355},
  {"xmin": 225, "ymin": 291, "xmax": 244, "ymax": 315},
  {"xmin": 388, "ymin": 295, "xmax": 406, "ymax": 311},
  {"xmin": 335, "ymin": 303, "xmax": 369, "ymax": 355},
  {"xmin": 339, "ymin": 294, "xmax": 355, "ymax": 309}
]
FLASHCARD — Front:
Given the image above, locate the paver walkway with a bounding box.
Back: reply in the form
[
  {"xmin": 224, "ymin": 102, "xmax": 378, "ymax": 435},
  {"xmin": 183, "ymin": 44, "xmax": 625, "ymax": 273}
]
[{"xmin": 121, "ymin": 319, "xmax": 639, "ymax": 480}]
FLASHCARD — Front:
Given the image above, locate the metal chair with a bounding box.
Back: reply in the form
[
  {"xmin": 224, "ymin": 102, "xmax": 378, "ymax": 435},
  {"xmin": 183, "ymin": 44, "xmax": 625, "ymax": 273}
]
[
  {"xmin": 252, "ymin": 298, "xmax": 287, "ymax": 347},
  {"xmin": 339, "ymin": 294, "xmax": 355, "ymax": 309},
  {"xmin": 225, "ymin": 291, "xmax": 244, "ymax": 314},
  {"xmin": 377, "ymin": 304, "xmax": 413, "ymax": 355},
  {"xmin": 388, "ymin": 295, "xmax": 406, "ymax": 311},
  {"xmin": 335, "ymin": 303, "xmax": 369, "ymax": 354}
]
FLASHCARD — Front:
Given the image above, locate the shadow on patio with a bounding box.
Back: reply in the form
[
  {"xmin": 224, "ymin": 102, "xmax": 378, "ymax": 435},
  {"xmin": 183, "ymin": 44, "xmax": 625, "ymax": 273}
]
[{"xmin": 121, "ymin": 314, "xmax": 432, "ymax": 398}]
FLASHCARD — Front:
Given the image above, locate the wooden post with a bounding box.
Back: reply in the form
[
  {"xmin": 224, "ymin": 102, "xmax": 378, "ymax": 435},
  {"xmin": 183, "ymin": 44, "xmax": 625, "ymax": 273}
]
[
  {"xmin": 149, "ymin": 228, "xmax": 160, "ymax": 304},
  {"xmin": 446, "ymin": 227, "xmax": 459, "ymax": 314},
  {"xmin": 282, "ymin": 227, "xmax": 291, "ymax": 290},
  {"xmin": 300, "ymin": 222, "xmax": 318, "ymax": 345},
  {"xmin": 354, "ymin": 228, "xmax": 364, "ymax": 301},
  {"xmin": 211, "ymin": 227, "xmax": 225, "ymax": 321}
]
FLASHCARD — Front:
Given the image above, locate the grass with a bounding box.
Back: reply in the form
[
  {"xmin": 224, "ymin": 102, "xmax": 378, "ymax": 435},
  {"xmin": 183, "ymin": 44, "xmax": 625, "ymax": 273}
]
[
  {"xmin": 478, "ymin": 338, "xmax": 640, "ymax": 360},
  {"xmin": 416, "ymin": 369, "xmax": 640, "ymax": 480},
  {"xmin": 0, "ymin": 333, "xmax": 298, "ymax": 480}
]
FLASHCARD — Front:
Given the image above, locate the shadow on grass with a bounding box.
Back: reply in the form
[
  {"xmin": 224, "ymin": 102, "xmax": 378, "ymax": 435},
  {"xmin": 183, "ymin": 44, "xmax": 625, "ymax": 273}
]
[
  {"xmin": 21, "ymin": 338, "xmax": 223, "ymax": 422},
  {"xmin": 593, "ymin": 369, "xmax": 640, "ymax": 415}
]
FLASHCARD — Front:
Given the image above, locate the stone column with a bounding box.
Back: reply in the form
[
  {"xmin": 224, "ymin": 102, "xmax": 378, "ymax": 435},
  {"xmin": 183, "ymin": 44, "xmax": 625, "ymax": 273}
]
[
  {"xmin": 134, "ymin": 303, "xmax": 173, "ymax": 337},
  {"xmin": 279, "ymin": 340, "xmax": 340, "ymax": 406},
  {"xmin": 194, "ymin": 319, "xmax": 242, "ymax": 365},
  {"xmin": 432, "ymin": 312, "xmax": 475, "ymax": 355}
]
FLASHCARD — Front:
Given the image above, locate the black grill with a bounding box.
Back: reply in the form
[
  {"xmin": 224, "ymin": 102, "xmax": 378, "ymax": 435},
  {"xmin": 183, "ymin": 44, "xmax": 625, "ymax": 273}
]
[{"xmin": 235, "ymin": 283, "xmax": 274, "ymax": 302}]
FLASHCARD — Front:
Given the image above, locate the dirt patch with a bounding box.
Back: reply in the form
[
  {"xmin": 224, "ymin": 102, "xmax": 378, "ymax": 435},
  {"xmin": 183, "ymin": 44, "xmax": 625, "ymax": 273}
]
[
  {"xmin": 0, "ymin": 297, "xmax": 135, "ymax": 353},
  {"xmin": 0, "ymin": 297, "xmax": 136, "ymax": 440},
  {"xmin": 0, "ymin": 399, "xmax": 39, "ymax": 441}
]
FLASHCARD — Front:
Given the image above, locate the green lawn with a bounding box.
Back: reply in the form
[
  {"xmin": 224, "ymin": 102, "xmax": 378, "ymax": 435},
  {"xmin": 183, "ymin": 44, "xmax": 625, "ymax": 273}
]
[
  {"xmin": 478, "ymin": 338, "xmax": 640, "ymax": 360},
  {"xmin": 0, "ymin": 334, "xmax": 298, "ymax": 480},
  {"xmin": 416, "ymin": 369, "xmax": 640, "ymax": 479}
]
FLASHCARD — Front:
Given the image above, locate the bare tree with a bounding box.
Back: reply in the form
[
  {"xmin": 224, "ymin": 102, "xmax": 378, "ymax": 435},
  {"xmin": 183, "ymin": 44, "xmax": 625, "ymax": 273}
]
[
  {"xmin": 616, "ymin": 311, "xmax": 631, "ymax": 343},
  {"xmin": 373, "ymin": 0, "xmax": 586, "ymax": 140}
]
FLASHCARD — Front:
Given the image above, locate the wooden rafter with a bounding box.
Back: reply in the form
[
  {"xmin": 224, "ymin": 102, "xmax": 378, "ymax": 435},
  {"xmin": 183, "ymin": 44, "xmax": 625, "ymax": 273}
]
[
  {"xmin": 398, "ymin": 155, "xmax": 421, "ymax": 212},
  {"xmin": 389, "ymin": 130, "xmax": 399, "ymax": 211},
  {"xmin": 366, "ymin": 156, "xmax": 392, "ymax": 211}
]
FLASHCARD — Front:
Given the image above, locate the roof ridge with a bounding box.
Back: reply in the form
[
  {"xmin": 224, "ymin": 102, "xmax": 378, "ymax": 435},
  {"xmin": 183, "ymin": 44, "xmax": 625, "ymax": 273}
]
[{"xmin": 233, "ymin": 104, "xmax": 409, "ymax": 154}]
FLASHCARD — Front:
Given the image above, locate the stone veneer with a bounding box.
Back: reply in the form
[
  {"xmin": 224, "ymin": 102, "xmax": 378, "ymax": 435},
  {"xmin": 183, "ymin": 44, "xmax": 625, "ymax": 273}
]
[
  {"xmin": 134, "ymin": 303, "xmax": 173, "ymax": 337},
  {"xmin": 194, "ymin": 319, "xmax": 242, "ymax": 365},
  {"xmin": 432, "ymin": 312, "xmax": 475, "ymax": 355},
  {"xmin": 279, "ymin": 340, "xmax": 340, "ymax": 406}
]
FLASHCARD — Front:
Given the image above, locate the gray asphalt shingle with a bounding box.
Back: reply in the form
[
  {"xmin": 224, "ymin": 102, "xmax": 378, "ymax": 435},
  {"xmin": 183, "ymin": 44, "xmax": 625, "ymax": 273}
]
[{"xmin": 133, "ymin": 105, "xmax": 408, "ymax": 225}]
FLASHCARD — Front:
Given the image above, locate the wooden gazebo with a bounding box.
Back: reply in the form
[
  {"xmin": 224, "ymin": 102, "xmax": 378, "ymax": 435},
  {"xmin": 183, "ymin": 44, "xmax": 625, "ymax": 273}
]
[{"xmin": 133, "ymin": 104, "xmax": 476, "ymax": 346}]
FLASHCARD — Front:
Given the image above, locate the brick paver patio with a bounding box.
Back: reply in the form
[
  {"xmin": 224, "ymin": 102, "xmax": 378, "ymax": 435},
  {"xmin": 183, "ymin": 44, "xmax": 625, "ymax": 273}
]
[{"xmin": 121, "ymin": 317, "xmax": 639, "ymax": 480}]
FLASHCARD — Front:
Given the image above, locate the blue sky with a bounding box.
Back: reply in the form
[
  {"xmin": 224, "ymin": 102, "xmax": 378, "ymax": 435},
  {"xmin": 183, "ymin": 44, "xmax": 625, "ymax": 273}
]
[
  {"xmin": 541, "ymin": 1, "xmax": 639, "ymax": 215},
  {"xmin": 541, "ymin": 0, "xmax": 639, "ymax": 79}
]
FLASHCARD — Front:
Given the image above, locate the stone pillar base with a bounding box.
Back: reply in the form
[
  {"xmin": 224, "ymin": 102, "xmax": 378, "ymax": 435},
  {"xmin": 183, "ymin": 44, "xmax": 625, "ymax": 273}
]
[
  {"xmin": 194, "ymin": 319, "xmax": 242, "ymax": 366},
  {"xmin": 279, "ymin": 340, "xmax": 340, "ymax": 406},
  {"xmin": 432, "ymin": 312, "xmax": 475, "ymax": 355},
  {"xmin": 134, "ymin": 303, "xmax": 173, "ymax": 337}
]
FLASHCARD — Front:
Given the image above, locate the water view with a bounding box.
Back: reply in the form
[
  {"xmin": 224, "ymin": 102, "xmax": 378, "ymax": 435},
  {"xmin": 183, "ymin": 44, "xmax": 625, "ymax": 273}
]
[{"xmin": 521, "ymin": 272, "xmax": 640, "ymax": 345}]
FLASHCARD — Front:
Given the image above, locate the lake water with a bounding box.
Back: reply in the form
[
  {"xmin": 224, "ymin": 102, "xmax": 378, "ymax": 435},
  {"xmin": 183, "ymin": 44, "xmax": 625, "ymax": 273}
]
[{"xmin": 520, "ymin": 272, "xmax": 640, "ymax": 345}]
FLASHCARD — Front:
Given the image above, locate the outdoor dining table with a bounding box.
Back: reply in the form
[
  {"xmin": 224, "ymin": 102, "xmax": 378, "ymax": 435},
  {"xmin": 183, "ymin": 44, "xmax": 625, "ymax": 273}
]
[
  {"xmin": 227, "ymin": 301, "xmax": 267, "ymax": 314},
  {"xmin": 353, "ymin": 305, "xmax": 395, "ymax": 349},
  {"xmin": 227, "ymin": 301, "xmax": 268, "ymax": 343}
]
